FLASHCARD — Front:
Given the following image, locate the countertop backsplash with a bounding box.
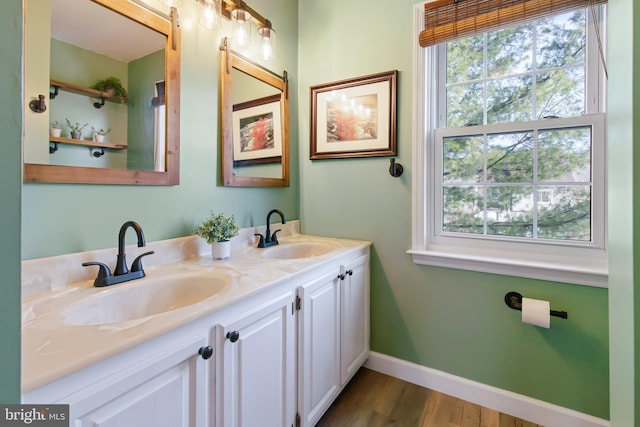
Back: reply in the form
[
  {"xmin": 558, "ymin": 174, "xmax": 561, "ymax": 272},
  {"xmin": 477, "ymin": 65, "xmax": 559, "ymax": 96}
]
[{"xmin": 21, "ymin": 220, "xmax": 300, "ymax": 297}]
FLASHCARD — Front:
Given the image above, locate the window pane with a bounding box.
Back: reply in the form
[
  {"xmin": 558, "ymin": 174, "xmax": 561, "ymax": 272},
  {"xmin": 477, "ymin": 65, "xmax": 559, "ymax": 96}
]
[
  {"xmin": 536, "ymin": 10, "xmax": 586, "ymax": 69},
  {"xmin": 443, "ymin": 135, "xmax": 484, "ymax": 184},
  {"xmin": 487, "ymin": 24, "xmax": 532, "ymax": 78},
  {"xmin": 447, "ymin": 35, "xmax": 484, "ymax": 84},
  {"xmin": 537, "ymin": 185, "xmax": 591, "ymax": 241},
  {"xmin": 443, "ymin": 186, "xmax": 484, "ymax": 234},
  {"xmin": 487, "ymin": 132, "xmax": 533, "ymax": 183},
  {"xmin": 486, "ymin": 186, "xmax": 533, "ymax": 237},
  {"xmin": 487, "ymin": 76, "xmax": 532, "ymax": 124},
  {"xmin": 536, "ymin": 67, "xmax": 585, "ymax": 118},
  {"xmin": 446, "ymin": 83, "xmax": 484, "ymax": 127},
  {"xmin": 538, "ymin": 127, "xmax": 591, "ymax": 182}
]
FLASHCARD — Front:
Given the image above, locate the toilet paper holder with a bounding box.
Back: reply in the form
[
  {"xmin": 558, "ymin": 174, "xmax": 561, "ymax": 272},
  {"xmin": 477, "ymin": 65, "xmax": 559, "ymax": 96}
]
[{"xmin": 504, "ymin": 292, "xmax": 568, "ymax": 319}]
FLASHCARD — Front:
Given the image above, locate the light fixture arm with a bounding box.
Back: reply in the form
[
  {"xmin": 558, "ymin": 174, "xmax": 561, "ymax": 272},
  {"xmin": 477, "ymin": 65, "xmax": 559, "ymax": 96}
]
[{"xmin": 220, "ymin": 0, "xmax": 271, "ymax": 29}]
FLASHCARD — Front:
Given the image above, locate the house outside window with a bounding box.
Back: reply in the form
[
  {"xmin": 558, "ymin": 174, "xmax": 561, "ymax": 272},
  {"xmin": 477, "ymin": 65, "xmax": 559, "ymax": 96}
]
[{"xmin": 410, "ymin": 3, "xmax": 607, "ymax": 287}]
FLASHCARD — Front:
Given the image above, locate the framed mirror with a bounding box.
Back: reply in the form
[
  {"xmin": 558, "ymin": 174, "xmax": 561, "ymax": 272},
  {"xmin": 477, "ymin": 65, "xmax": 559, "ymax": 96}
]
[
  {"xmin": 220, "ymin": 38, "xmax": 289, "ymax": 187},
  {"xmin": 23, "ymin": 0, "xmax": 181, "ymax": 185}
]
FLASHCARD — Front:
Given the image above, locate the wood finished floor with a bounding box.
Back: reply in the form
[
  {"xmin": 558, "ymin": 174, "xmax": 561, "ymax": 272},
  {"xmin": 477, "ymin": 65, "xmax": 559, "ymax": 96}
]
[{"xmin": 316, "ymin": 368, "xmax": 543, "ymax": 427}]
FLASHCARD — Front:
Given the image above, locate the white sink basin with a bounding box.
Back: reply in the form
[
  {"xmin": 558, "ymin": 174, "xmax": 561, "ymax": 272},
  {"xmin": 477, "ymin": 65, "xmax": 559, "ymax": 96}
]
[
  {"xmin": 64, "ymin": 273, "xmax": 231, "ymax": 326},
  {"xmin": 261, "ymin": 242, "xmax": 334, "ymax": 260}
]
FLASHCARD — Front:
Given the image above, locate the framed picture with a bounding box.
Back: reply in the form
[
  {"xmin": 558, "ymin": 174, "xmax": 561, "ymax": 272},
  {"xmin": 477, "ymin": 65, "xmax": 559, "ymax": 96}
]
[
  {"xmin": 310, "ymin": 70, "xmax": 398, "ymax": 160},
  {"xmin": 233, "ymin": 94, "xmax": 283, "ymax": 167}
]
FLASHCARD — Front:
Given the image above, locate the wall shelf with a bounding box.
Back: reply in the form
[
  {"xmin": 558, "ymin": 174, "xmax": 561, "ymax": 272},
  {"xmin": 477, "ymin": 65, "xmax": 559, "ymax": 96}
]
[
  {"xmin": 50, "ymin": 79, "xmax": 128, "ymax": 104},
  {"xmin": 49, "ymin": 136, "xmax": 127, "ymax": 151}
]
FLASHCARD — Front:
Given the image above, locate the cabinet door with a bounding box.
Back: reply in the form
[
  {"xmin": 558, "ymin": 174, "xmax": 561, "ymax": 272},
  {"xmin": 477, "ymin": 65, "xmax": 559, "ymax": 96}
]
[
  {"xmin": 340, "ymin": 254, "xmax": 370, "ymax": 385},
  {"xmin": 298, "ymin": 271, "xmax": 341, "ymax": 427},
  {"xmin": 219, "ymin": 291, "xmax": 296, "ymax": 427},
  {"xmin": 68, "ymin": 335, "xmax": 209, "ymax": 427}
]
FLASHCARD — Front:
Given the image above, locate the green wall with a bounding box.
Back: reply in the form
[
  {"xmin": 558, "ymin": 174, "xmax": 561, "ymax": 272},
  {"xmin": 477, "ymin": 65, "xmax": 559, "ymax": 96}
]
[
  {"xmin": 21, "ymin": 0, "xmax": 300, "ymax": 260},
  {"xmin": 298, "ymin": 0, "xmax": 610, "ymax": 419},
  {"xmin": 128, "ymin": 49, "xmax": 165, "ymax": 170},
  {"xmin": 608, "ymin": 0, "xmax": 639, "ymax": 424},
  {"xmin": 0, "ymin": 0, "xmax": 22, "ymax": 404}
]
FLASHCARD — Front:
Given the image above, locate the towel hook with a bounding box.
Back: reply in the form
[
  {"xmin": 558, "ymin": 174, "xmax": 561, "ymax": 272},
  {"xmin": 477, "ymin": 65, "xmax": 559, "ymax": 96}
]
[{"xmin": 389, "ymin": 158, "xmax": 403, "ymax": 177}]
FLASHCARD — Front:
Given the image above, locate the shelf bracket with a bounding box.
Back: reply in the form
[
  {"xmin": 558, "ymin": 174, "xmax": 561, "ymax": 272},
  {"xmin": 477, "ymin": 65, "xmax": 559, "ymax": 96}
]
[
  {"xmin": 49, "ymin": 142, "xmax": 59, "ymax": 154},
  {"xmin": 91, "ymin": 148, "xmax": 105, "ymax": 158},
  {"xmin": 50, "ymin": 86, "xmax": 59, "ymax": 99},
  {"xmin": 93, "ymin": 97, "xmax": 106, "ymax": 109}
]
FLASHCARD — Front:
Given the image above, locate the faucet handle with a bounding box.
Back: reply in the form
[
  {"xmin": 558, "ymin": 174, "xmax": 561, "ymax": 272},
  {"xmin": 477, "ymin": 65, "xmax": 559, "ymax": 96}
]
[
  {"xmin": 270, "ymin": 229, "xmax": 281, "ymax": 243},
  {"xmin": 254, "ymin": 233, "xmax": 266, "ymax": 248},
  {"xmin": 131, "ymin": 251, "xmax": 155, "ymax": 274},
  {"xmin": 82, "ymin": 262, "xmax": 112, "ymax": 287}
]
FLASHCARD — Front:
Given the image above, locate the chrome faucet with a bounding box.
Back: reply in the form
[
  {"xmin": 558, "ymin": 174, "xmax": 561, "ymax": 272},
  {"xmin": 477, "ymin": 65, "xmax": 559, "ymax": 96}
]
[
  {"xmin": 82, "ymin": 221, "xmax": 154, "ymax": 287},
  {"xmin": 255, "ymin": 209, "xmax": 286, "ymax": 248}
]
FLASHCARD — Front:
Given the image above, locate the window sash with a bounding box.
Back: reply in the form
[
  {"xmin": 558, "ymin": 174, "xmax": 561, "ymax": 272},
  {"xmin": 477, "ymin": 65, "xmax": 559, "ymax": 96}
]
[{"xmin": 433, "ymin": 115, "xmax": 606, "ymax": 249}]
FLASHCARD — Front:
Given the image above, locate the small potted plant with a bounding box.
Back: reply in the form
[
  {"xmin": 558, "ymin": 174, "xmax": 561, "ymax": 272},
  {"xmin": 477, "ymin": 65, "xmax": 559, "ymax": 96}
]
[
  {"xmin": 194, "ymin": 211, "xmax": 240, "ymax": 260},
  {"xmin": 91, "ymin": 127, "xmax": 111, "ymax": 143},
  {"xmin": 65, "ymin": 119, "xmax": 88, "ymax": 140},
  {"xmin": 90, "ymin": 76, "xmax": 128, "ymax": 100},
  {"xmin": 50, "ymin": 120, "xmax": 62, "ymax": 138}
]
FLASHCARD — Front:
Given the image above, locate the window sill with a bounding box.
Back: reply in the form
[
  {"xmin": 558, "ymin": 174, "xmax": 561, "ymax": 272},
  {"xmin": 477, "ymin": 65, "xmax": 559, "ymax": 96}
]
[{"xmin": 407, "ymin": 247, "xmax": 608, "ymax": 288}]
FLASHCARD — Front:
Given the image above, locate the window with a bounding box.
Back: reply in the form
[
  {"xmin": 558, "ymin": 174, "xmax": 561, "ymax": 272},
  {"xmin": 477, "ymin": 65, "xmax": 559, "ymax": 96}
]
[{"xmin": 411, "ymin": 4, "xmax": 607, "ymax": 287}]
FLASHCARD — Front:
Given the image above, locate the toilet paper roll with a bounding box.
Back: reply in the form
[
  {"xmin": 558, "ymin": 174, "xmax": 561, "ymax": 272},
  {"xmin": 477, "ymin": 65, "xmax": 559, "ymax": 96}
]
[{"xmin": 521, "ymin": 297, "xmax": 550, "ymax": 328}]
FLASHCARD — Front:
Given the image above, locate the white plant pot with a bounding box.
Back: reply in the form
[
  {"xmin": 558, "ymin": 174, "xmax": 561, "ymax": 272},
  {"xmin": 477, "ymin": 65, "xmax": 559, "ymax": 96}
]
[
  {"xmin": 95, "ymin": 134, "xmax": 105, "ymax": 143},
  {"xmin": 211, "ymin": 241, "xmax": 231, "ymax": 260},
  {"xmin": 50, "ymin": 128, "xmax": 62, "ymax": 137}
]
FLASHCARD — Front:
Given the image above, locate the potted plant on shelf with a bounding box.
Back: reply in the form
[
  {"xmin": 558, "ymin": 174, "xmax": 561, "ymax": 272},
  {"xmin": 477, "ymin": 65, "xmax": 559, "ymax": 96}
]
[
  {"xmin": 90, "ymin": 76, "xmax": 128, "ymax": 100},
  {"xmin": 65, "ymin": 119, "xmax": 88, "ymax": 140},
  {"xmin": 91, "ymin": 127, "xmax": 111, "ymax": 143},
  {"xmin": 194, "ymin": 211, "xmax": 240, "ymax": 260},
  {"xmin": 50, "ymin": 120, "xmax": 62, "ymax": 138}
]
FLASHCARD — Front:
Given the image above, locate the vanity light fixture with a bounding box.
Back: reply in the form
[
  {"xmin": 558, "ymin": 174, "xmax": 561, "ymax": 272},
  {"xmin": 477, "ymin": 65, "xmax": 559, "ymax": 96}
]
[
  {"xmin": 191, "ymin": 0, "xmax": 276, "ymax": 60},
  {"xmin": 197, "ymin": 0, "xmax": 222, "ymax": 29}
]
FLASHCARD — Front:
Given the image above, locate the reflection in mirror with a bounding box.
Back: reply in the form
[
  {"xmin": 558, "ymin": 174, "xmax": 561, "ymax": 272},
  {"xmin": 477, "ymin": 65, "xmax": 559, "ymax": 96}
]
[
  {"xmin": 220, "ymin": 38, "xmax": 289, "ymax": 187},
  {"xmin": 23, "ymin": 0, "xmax": 181, "ymax": 185}
]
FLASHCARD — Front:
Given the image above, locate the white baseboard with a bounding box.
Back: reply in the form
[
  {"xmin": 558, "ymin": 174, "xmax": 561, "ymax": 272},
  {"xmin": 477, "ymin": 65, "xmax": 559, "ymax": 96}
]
[{"xmin": 364, "ymin": 352, "xmax": 609, "ymax": 427}]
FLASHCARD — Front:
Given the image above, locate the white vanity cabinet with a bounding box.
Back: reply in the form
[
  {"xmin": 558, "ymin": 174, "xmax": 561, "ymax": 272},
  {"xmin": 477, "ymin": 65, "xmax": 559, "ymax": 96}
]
[
  {"xmin": 217, "ymin": 290, "xmax": 297, "ymax": 427},
  {"xmin": 22, "ymin": 233, "xmax": 371, "ymax": 427},
  {"xmin": 339, "ymin": 253, "xmax": 370, "ymax": 384},
  {"xmin": 23, "ymin": 333, "xmax": 212, "ymax": 427},
  {"xmin": 298, "ymin": 253, "xmax": 370, "ymax": 427}
]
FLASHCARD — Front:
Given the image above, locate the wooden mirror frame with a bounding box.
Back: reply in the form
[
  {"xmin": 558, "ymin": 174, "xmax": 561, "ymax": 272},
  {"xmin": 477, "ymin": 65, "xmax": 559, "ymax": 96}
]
[
  {"xmin": 220, "ymin": 39, "xmax": 289, "ymax": 187},
  {"xmin": 23, "ymin": 0, "xmax": 181, "ymax": 185}
]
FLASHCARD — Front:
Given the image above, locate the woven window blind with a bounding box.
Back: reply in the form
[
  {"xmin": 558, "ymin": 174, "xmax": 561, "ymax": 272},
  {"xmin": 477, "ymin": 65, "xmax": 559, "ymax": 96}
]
[{"xmin": 419, "ymin": 0, "xmax": 607, "ymax": 48}]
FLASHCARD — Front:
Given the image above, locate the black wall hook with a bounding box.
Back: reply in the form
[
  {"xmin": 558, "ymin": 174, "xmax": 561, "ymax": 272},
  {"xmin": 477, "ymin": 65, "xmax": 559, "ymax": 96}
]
[
  {"xmin": 389, "ymin": 158, "xmax": 404, "ymax": 177},
  {"xmin": 504, "ymin": 291, "xmax": 568, "ymax": 319}
]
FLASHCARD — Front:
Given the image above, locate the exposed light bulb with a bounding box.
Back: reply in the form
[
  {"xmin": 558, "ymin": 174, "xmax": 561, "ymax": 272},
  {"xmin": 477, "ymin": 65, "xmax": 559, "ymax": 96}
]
[
  {"xmin": 257, "ymin": 26, "xmax": 276, "ymax": 61},
  {"xmin": 198, "ymin": 0, "xmax": 221, "ymax": 29},
  {"xmin": 231, "ymin": 9, "xmax": 252, "ymax": 48}
]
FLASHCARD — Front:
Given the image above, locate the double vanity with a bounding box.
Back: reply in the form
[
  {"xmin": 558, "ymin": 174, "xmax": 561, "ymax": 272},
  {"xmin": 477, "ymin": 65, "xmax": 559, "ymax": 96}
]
[{"xmin": 21, "ymin": 220, "xmax": 370, "ymax": 427}]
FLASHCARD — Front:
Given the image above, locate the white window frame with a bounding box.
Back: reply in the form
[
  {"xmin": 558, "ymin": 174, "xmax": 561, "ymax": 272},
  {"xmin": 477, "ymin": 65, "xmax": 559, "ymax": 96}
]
[{"xmin": 409, "ymin": 2, "xmax": 608, "ymax": 287}]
